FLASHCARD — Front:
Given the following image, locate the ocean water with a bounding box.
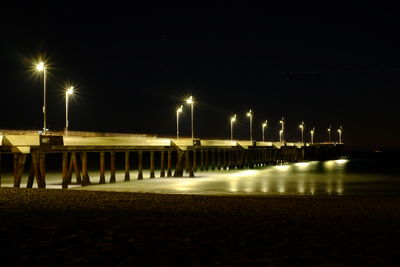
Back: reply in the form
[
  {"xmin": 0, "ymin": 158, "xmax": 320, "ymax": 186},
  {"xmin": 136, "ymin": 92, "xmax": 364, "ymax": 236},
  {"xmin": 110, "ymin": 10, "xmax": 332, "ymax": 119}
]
[{"xmin": 1, "ymin": 152, "xmax": 400, "ymax": 196}]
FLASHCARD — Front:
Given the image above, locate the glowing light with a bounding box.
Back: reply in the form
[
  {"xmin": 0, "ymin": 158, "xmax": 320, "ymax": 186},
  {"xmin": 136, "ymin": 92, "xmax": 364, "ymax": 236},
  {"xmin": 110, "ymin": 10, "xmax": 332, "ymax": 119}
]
[
  {"xmin": 326, "ymin": 180, "xmax": 332, "ymax": 194},
  {"xmin": 262, "ymin": 120, "xmax": 267, "ymax": 142},
  {"xmin": 177, "ymin": 105, "xmax": 183, "ymax": 113},
  {"xmin": 231, "ymin": 114, "xmax": 236, "ymax": 123},
  {"xmin": 246, "ymin": 109, "xmax": 252, "ymax": 117},
  {"xmin": 186, "ymin": 96, "xmax": 193, "ymax": 104},
  {"xmin": 275, "ymin": 165, "xmax": 290, "ymax": 171},
  {"xmin": 335, "ymin": 159, "xmax": 348, "ymax": 164},
  {"xmin": 310, "ymin": 127, "xmax": 315, "ymax": 144},
  {"xmin": 66, "ymin": 86, "xmax": 74, "ymax": 95},
  {"xmin": 297, "ymin": 180, "xmax": 305, "ymax": 194},
  {"xmin": 185, "ymin": 96, "xmax": 194, "ymax": 139},
  {"xmin": 35, "ymin": 62, "xmax": 45, "ymax": 71},
  {"xmin": 246, "ymin": 109, "xmax": 253, "ymax": 141},
  {"xmin": 277, "ymin": 179, "xmax": 285, "ymax": 193},
  {"xmin": 336, "ymin": 180, "xmax": 344, "ymax": 194},
  {"xmin": 229, "ymin": 180, "xmax": 238, "ymax": 193},
  {"xmin": 295, "ymin": 162, "xmax": 310, "ymax": 170},
  {"xmin": 230, "ymin": 170, "xmax": 259, "ymax": 178},
  {"xmin": 261, "ymin": 180, "xmax": 269, "ymax": 193}
]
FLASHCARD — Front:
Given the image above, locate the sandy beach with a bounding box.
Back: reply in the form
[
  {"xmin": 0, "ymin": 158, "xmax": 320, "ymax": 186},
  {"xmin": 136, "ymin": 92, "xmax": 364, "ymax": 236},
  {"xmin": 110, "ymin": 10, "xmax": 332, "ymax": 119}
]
[{"xmin": 1, "ymin": 188, "xmax": 400, "ymax": 265}]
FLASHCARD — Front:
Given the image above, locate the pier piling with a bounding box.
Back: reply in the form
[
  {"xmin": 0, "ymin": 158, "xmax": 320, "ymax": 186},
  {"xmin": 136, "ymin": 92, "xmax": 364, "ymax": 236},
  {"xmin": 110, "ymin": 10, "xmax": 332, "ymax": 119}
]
[
  {"xmin": 99, "ymin": 152, "xmax": 106, "ymax": 184},
  {"xmin": 124, "ymin": 151, "xmax": 130, "ymax": 181}
]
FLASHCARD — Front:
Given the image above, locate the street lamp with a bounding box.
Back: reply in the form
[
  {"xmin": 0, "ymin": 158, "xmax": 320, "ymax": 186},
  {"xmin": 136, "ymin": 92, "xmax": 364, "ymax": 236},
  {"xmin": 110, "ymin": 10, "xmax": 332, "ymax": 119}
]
[
  {"xmin": 279, "ymin": 117, "xmax": 285, "ymax": 142},
  {"xmin": 338, "ymin": 126, "xmax": 343, "ymax": 143},
  {"xmin": 262, "ymin": 120, "xmax": 267, "ymax": 142},
  {"xmin": 246, "ymin": 109, "xmax": 253, "ymax": 141},
  {"xmin": 327, "ymin": 125, "xmax": 332, "ymax": 143},
  {"xmin": 310, "ymin": 127, "xmax": 315, "ymax": 144},
  {"xmin": 230, "ymin": 114, "xmax": 236, "ymax": 141},
  {"xmin": 176, "ymin": 105, "xmax": 183, "ymax": 139},
  {"xmin": 299, "ymin": 121, "xmax": 304, "ymax": 143},
  {"xmin": 65, "ymin": 86, "xmax": 74, "ymax": 133},
  {"xmin": 35, "ymin": 61, "xmax": 47, "ymax": 134},
  {"xmin": 186, "ymin": 96, "xmax": 194, "ymax": 139}
]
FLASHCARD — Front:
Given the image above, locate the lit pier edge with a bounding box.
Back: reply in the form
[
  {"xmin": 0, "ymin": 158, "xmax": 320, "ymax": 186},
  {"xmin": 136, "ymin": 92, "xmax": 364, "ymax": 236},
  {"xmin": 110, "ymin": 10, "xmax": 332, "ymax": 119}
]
[{"xmin": 0, "ymin": 131, "xmax": 343, "ymax": 189}]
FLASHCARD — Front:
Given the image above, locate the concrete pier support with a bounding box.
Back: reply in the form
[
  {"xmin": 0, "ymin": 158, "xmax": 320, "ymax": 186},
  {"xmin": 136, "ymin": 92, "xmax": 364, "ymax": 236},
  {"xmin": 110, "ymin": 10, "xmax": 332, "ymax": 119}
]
[
  {"xmin": 204, "ymin": 149, "xmax": 209, "ymax": 171},
  {"xmin": 99, "ymin": 151, "xmax": 106, "ymax": 184},
  {"xmin": 67, "ymin": 154, "xmax": 73, "ymax": 184},
  {"xmin": 62, "ymin": 152, "xmax": 69, "ymax": 189},
  {"xmin": 228, "ymin": 150, "xmax": 233, "ymax": 169},
  {"xmin": 217, "ymin": 149, "xmax": 221, "ymax": 170},
  {"xmin": 185, "ymin": 150, "xmax": 195, "ymax": 177},
  {"xmin": 110, "ymin": 152, "xmax": 116, "ymax": 183},
  {"xmin": 193, "ymin": 150, "xmax": 197, "ymax": 172},
  {"xmin": 185, "ymin": 150, "xmax": 190, "ymax": 174},
  {"xmin": 211, "ymin": 149, "xmax": 215, "ymax": 170},
  {"xmin": 235, "ymin": 150, "xmax": 240, "ymax": 169},
  {"xmin": 81, "ymin": 152, "xmax": 90, "ymax": 186},
  {"xmin": 32, "ymin": 153, "xmax": 45, "ymax": 188},
  {"xmin": 167, "ymin": 150, "xmax": 172, "ymax": 177},
  {"xmin": 222, "ymin": 150, "xmax": 226, "ymax": 170},
  {"xmin": 200, "ymin": 150, "xmax": 204, "ymax": 171},
  {"xmin": 124, "ymin": 151, "xmax": 130, "ymax": 181},
  {"xmin": 160, "ymin": 151, "xmax": 165, "ymax": 177},
  {"xmin": 14, "ymin": 154, "xmax": 27, "ymax": 188},
  {"xmin": 138, "ymin": 151, "xmax": 143, "ymax": 180},
  {"xmin": 26, "ymin": 160, "xmax": 34, "ymax": 188},
  {"xmin": 39, "ymin": 153, "xmax": 46, "ymax": 187},
  {"xmin": 13, "ymin": 154, "xmax": 19, "ymax": 185},
  {"xmin": 150, "ymin": 151, "xmax": 155, "ymax": 178},
  {"xmin": 173, "ymin": 150, "xmax": 184, "ymax": 177},
  {"xmin": 71, "ymin": 152, "xmax": 81, "ymax": 184}
]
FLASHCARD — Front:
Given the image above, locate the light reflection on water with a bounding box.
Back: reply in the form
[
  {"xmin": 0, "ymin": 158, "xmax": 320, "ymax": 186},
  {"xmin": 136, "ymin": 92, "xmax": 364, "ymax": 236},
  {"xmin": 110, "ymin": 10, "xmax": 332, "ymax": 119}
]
[{"xmin": 2, "ymin": 158, "xmax": 400, "ymax": 196}]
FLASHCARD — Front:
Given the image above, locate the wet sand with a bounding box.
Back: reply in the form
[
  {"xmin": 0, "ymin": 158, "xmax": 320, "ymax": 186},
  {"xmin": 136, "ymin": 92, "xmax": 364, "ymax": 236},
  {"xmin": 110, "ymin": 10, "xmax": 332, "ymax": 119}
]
[{"xmin": 1, "ymin": 188, "xmax": 400, "ymax": 265}]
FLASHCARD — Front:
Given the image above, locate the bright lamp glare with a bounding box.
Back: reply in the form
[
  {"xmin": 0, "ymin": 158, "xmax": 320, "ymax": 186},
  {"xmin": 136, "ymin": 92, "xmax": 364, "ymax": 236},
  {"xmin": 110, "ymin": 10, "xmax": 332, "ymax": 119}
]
[
  {"xmin": 66, "ymin": 86, "xmax": 74, "ymax": 95},
  {"xmin": 36, "ymin": 62, "xmax": 45, "ymax": 71}
]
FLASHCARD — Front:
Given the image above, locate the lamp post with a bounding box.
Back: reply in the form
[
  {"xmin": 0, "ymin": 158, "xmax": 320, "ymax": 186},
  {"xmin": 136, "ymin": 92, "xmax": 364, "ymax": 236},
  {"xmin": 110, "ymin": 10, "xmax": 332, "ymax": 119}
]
[
  {"xmin": 299, "ymin": 121, "xmax": 304, "ymax": 143},
  {"xmin": 176, "ymin": 105, "xmax": 183, "ymax": 139},
  {"xmin": 338, "ymin": 126, "xmax": 343, "ymax": 143},
  {"xmin": 279, "ymin": 117, "xmax": 285, "ymax": 142},
  {"xmin": 246, "ymin": 109, "xmax": 253, "ymax": 141},
  {"xmin": 310, "ymin": 127, "xmax": 315, "ymax": 144},
  {"xmin": 230, "ymin": 114, "xmax": 236, "ymax": 141},
  {"xmin": 186, "ymin": 96, "xmax": 194, "ymax": 139},
  {"xmin": 328, "ymin": 125, "xmax": 332, "ymax": 143},
  {"xmin": 262, "ymin": 120, "xmax": 267, "ymax": 142},
  {"xmin": 65, "ymin": 86, "xmax": 74, "ymax": 133},
  {"xmin": 35, "ymin": 61, "xmax": 47, "ymax": 134}
]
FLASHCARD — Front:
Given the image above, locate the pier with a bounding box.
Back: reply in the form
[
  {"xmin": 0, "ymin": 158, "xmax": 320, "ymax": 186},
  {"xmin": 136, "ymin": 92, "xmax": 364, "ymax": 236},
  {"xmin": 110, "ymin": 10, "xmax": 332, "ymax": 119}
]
[{"xmin": 0, "ymin": 131, "xmax": 343, "ymax": 189}]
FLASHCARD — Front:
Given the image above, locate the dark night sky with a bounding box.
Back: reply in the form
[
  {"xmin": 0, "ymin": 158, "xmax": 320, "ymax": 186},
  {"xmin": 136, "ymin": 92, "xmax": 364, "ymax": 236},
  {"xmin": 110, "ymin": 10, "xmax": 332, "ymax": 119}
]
[{"xmin": 1, "ymin": 2, "xmax": 400, "ymax": 150}]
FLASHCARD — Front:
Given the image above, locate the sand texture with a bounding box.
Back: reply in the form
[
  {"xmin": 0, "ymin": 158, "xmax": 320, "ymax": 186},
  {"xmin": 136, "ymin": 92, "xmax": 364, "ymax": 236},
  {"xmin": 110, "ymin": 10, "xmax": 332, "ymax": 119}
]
[{"xmin": 1, "ymin": 188, "xmax": 400, "ymax": 265}]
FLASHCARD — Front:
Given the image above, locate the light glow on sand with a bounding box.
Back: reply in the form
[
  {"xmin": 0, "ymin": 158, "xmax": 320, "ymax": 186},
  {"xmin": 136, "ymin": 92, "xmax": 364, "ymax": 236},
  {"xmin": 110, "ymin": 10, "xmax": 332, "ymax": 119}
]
[
  {"xmin": 297, "ymin": 179, "xmax": 305, "ymax": 194},
  {"xmin": 295, "ymin": 162, "xmax": 310, "ymax": 167},
  {"xmin": 230, "ymin": 170, "xmax": 259, "ymax": 178},
  {"xmin": 275, "ymin": 165, "xmax": 290, "ymax": 171}
]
